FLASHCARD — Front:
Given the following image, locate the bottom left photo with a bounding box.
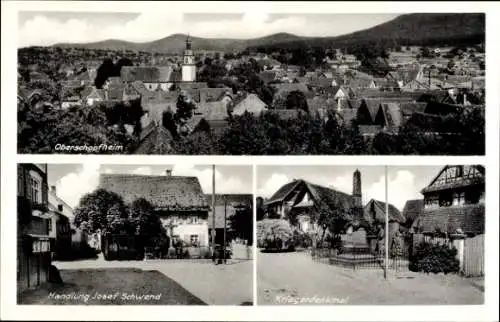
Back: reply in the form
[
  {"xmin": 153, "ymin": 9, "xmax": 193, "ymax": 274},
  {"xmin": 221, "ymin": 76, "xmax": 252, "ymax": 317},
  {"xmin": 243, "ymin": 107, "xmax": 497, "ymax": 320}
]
[{"xmin": 16, "ymin": 163, "xmax": 254, "ymax": 306}]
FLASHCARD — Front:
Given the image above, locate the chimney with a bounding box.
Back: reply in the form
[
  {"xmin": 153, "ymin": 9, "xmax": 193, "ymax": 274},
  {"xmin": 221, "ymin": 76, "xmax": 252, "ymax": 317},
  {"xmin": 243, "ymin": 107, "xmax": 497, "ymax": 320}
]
[
  {"xmin": 352, "ymin": 169, "xmax": 362, "ymax": 208},
  {"xmin": 166, "ymin": 169, "xmax": 172, "ymax": 176},
  {"xmin": 50, "ymin": 185, "xmax": 57, "ymax": 195}
]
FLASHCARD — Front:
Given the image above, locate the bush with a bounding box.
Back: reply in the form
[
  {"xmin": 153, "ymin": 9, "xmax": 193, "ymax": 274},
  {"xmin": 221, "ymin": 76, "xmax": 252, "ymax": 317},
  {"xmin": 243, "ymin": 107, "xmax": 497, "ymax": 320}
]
[
  {"xmin": 409, "ymin": 242, "xmax": 460, "ymax": 274},
  {"xmin": 257, "ymin": 219, "xmax": 294, "ymax": 251}
]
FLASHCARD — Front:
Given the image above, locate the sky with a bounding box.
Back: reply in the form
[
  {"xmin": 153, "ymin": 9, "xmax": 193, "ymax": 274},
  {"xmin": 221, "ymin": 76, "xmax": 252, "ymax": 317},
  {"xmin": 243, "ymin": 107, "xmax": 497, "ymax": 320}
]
[
  {"xmin": 256, "ymin": 165, "xmax": 445, "ymax": 210},
  {"xmin": 18, "ymin": 11, "xmax": 400, "ymax": 47},
  {"xmin": 47, "ymin": 163, "xmax": 252, "ymax": 208}
]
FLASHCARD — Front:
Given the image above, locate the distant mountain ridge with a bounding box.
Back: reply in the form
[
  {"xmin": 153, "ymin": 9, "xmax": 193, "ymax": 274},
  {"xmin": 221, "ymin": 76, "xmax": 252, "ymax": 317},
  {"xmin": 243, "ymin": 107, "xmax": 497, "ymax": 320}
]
[{"xmin": 51, "ymin": 13, "xmax": 485, "ymax": 52}]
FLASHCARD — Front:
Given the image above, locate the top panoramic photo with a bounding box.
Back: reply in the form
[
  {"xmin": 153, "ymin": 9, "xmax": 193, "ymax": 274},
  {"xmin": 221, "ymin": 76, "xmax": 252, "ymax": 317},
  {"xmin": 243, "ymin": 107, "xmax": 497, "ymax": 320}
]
[{"xmin": 17, "ymin": 11, "xmax": 485, "ymax": 155}]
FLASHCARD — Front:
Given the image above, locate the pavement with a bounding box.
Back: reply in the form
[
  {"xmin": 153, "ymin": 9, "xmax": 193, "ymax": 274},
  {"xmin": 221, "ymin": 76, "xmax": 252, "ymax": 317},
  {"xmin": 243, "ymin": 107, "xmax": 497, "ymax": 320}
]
[
  {"xmin": 53, "ymin": 255, "xmax": 253, "ymax": 305},
  {"xmin": 257, "ymin": 251, "xmax": 484, "ymax": 305}
]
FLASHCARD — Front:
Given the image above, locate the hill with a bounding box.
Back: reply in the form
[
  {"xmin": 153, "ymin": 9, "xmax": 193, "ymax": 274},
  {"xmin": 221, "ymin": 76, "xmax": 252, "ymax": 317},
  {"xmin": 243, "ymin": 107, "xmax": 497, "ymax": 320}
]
[
  {"xmin": 248, "ymin": 13, "xmax": 485, "ymax": 51},
  {"xmin": 54, "ymin": 32, "xmax": 306, "ymax": 53},
  {"xmin": 52, "ymin": 13, "xmax": 485, "ymax": 53}
]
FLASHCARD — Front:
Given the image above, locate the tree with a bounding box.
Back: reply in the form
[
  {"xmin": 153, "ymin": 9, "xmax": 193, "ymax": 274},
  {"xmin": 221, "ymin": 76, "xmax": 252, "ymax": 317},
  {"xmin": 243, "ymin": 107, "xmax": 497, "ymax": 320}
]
[
  {"xmin": 175, "ymin": 94, "xmax": 196, "ymax": 123},
  {"xmin": 419, "ymin": 46, "xmax": 433, "ymax": 58},
  {"xmin": 312, "ymin": 199, "xmax": 351, "ymax": 247},
  {"xmin": 228, "ymin": 205, "xmax": 253, "ymax": 245},
  {"xmin": 94, "ymin": 58, "xmax": 117, "ymax": 89},
  {"xmin": 285, "ymin": 91, "xmax": 308, "ymax": 112},
  {"xmin": 18, "ymin": 104, "xmax": 138, "ymax": 154},
  {"xmin": 73, "ymin": 189, "xmax": 128, "ymax": 234},
  {"xmin": 162, "ymin": 108, "xmax": 178, "ymax": 138},
  {"xmin": 256, "ymin": 219, "xmax": 294, "ymax": 250},
  {"xmin": 193, "ymin": 118, "xmax": 211, "ymax": 133},
  {"xmin": 447, "ymin": 59, "xmax": 456, "ymax": 73},
  {"xmin": 129, "ymin": 198, "xmax": 167, "ymax": 247}
]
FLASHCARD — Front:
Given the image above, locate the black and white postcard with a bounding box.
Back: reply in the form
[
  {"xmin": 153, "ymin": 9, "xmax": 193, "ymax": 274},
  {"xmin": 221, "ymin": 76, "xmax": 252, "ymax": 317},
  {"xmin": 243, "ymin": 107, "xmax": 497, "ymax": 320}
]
[
  {"xmin": 16, "ymin": 10, "xmax": 485, "ymax": 155},
  {"xmin": 256, "ymin": 165, "xmax": 485, "ymax": 305},
  {"xmin": 16, "ymin": 163, "xmax": 253, "ymax": 305},
  {"xmin": 1, "ymin": 1, "xmax": 499, "ymax": 322}
]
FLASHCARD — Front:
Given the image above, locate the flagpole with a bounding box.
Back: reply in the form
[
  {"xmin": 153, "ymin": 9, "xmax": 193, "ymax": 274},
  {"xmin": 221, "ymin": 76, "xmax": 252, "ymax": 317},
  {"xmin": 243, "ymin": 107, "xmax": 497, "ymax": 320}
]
[{"xmin": 384, "ymin": 165, "xmax": 389, "ymax": 280}]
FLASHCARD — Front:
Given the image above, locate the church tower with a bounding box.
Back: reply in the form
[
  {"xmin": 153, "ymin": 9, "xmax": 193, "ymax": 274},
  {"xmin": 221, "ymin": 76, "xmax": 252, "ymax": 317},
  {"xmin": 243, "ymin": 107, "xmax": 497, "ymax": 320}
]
[
  {"xmin": 352, "ymin": 169, "xmax": 362, "ymax": 208},
  {"xmin": 182, "ymin": 35, "xmax": 196, "ymax": 82}
]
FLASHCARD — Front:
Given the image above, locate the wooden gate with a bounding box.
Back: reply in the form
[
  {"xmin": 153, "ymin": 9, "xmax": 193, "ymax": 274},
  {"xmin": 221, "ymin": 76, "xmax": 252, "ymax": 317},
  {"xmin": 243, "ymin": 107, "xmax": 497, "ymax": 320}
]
[{"xmin": 463, "ymin": 234, "xmax": 484, "ymax": 277}]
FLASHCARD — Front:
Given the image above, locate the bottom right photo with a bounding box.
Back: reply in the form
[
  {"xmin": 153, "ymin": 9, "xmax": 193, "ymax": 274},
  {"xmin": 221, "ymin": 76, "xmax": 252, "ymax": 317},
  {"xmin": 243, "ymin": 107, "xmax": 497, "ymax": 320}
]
[{"xmin": 256, "ymin": 165, "xmax": 485, "ymax": 305}]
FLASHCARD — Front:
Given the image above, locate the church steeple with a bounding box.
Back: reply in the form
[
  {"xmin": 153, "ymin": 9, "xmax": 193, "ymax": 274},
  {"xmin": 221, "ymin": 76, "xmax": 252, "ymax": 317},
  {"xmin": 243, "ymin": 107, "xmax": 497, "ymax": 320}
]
[
  {"xmin": 182, "ymin": 34, "xmax": 196, "ymax": 82},
  {"xmin": 186, "ymin": 34, "xmax": 192, "ymax": 51}
]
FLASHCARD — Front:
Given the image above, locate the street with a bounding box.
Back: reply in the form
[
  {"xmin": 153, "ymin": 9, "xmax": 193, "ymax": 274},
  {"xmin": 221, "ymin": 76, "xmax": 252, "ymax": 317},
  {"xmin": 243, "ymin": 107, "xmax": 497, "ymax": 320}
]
[{"xmin": 257, "ymin": 251, "xmax": 484, "ymax": 305}]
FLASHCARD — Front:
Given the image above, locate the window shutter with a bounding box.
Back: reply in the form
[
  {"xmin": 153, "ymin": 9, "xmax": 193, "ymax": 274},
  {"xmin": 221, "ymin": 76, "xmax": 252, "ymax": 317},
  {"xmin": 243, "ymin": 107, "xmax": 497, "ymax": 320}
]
[{"xmin": 26, "ymin": 171, "xmax": 32, "ymax": 201}]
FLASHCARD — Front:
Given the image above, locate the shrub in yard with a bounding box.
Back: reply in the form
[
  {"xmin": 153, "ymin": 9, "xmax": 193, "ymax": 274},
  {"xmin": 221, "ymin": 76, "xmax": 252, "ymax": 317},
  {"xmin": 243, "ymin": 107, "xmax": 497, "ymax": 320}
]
[
  {"xmin": 257, "ymin": 219, "xmax": 294, "ymax": 251},
  {"xmin": 409, "ymin": 242, "xmax": 460, "ymax": 274}
]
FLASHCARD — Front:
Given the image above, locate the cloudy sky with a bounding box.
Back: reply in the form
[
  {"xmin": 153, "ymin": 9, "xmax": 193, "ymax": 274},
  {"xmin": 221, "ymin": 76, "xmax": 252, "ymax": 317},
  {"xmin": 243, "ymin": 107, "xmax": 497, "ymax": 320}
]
[
  {"xmin": 18, "ymin": 11, "xmax": 400, "ymax": 47},
  {"xmin": 47, "ymin": 163, "xmax": 252, "ymax": 208},
  {"xmin": 256, "ymin": 165, "xmax": 445, "ymax": 210}
]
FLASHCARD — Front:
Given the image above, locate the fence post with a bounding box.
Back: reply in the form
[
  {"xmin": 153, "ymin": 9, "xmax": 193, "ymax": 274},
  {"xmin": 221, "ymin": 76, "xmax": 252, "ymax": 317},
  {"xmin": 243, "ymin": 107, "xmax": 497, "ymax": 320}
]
[
  {"xmin": 27, "ymin": 255, "xmax": 30, "ymax": 289},
  {"xmin": 450, "ymin": 232, "xmax": 466, "ymax": 274}
]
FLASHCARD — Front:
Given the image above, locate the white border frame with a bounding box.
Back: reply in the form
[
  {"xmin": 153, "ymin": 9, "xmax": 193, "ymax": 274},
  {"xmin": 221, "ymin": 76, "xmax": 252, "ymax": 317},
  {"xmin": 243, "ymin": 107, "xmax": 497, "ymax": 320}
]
[{"xmin": 2, "ymin": 1, "xmax": 499, "ymax": 321}]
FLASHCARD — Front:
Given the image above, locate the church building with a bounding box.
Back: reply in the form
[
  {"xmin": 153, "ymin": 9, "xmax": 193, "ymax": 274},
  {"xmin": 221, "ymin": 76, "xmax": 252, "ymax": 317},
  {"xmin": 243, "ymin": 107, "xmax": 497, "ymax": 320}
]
[{"xmin": 120, "ymin": 36, "xmax": 202, "ymax": 91}]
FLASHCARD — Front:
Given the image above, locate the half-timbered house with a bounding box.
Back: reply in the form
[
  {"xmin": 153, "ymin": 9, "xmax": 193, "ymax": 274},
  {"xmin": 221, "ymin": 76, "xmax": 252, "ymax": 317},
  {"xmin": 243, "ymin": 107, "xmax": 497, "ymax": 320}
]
[{"xmin": 411, "ymin": 165, "xmax": 485, "ymax": 236}]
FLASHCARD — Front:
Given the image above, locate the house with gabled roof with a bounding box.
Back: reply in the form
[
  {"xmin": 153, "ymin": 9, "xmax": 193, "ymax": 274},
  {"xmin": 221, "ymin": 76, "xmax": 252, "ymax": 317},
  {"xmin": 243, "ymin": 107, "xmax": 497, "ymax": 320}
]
[
  {"xmin": 99, "ymin": 172, "xmax": 211, "ymax": 247},
  {"xmin": 133, "ymin": 122, "xmax": 175, "ymax": 155},
  {"xmin": 402, "ymin": 199, "xmax": 424, "ymax": 229},
  {"xmin": 411, "ymin": 165, "xmax": 485, "ymax": 237},
  {"xmin": 81, "ymin": 86, "xmax": 106, "ymax": 106},
  {"xmin": 264, "ymin": 170, "xmax": 366, "ymax": 238},
  {"xmin": 121, "ymin": 66, "xmax": 181, "ymax": 91},
  {"xmin": 363, "ymin": 199, "xmax": 405, "ymax": 239},
  {"xmin": 231, "ymin": 93, "xmax": 268, "ymax": 117}
]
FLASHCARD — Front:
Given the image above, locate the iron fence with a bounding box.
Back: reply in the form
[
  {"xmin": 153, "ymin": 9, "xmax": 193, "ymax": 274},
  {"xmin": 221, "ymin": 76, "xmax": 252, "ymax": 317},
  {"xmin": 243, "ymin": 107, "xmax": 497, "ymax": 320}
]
[
  {"xmin": 311, "ymin": 242, "xmax": 411, "ymax": 272},
  {"xmin": 143, "ymin": 244, "xmax": 253, "ymax": 262}
]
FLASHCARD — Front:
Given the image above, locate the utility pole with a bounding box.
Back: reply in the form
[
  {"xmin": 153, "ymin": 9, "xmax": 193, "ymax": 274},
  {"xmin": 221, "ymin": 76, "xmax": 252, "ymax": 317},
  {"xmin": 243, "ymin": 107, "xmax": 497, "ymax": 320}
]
[
  {"xmin": 384, "ymin": 165, "xmax": 389, "ymax": 280},
  {"xmin": 212, "ymin": 165, "xmax": 216, "ymax": 256},
  {"xmin": 428, "ymin": 70, "xmax": 431, "ymax": 89},
  {"xmin": 223, "ymin": 195, "xmax": 227, "ymax": 264}
]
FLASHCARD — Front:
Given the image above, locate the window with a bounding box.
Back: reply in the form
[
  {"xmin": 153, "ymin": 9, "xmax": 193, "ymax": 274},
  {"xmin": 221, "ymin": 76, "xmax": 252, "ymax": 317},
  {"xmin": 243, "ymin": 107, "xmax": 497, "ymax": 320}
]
[
  {"xmin": 29, "ymin": 172, "xmax": 42, "ymax": 204},
  {"xmin": 190, "ymin": 235, "xmax": 199, "ymax": 247},
  {"xmin": 47, "ymin": 218, "xmax": 52, "ymax": 233},
  {"xmin": 453, "ymin": 192, "xmax": 465, "ymax": 206},
  {"xmin": 465, "ymin": 189, "xmax": 481, "ymax": 205},
  {"xmin": 424, "ymin": 195, "xmax": 439, "ymax": 209},
  {"xmin": 439, "ymin": 191, "xmax": 453, "ymax": 207}
]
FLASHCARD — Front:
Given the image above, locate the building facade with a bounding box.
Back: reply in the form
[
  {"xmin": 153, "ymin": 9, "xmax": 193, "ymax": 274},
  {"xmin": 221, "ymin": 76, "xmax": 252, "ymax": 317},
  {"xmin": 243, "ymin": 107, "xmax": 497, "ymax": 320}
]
[
  {"xmin": 98, "ymin": 171, "xmax": 211, "ymax": 248},
  {"xmin": 263, "ymin": 170, "xmax": 365, "ymax": 238},
  {"xmin": 411, "ymin": 165, "xmax": 485, "ymax": 236},
  {"xmin": 17, "ymin": 164, "xmax": 52, "ymax": 292}
]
